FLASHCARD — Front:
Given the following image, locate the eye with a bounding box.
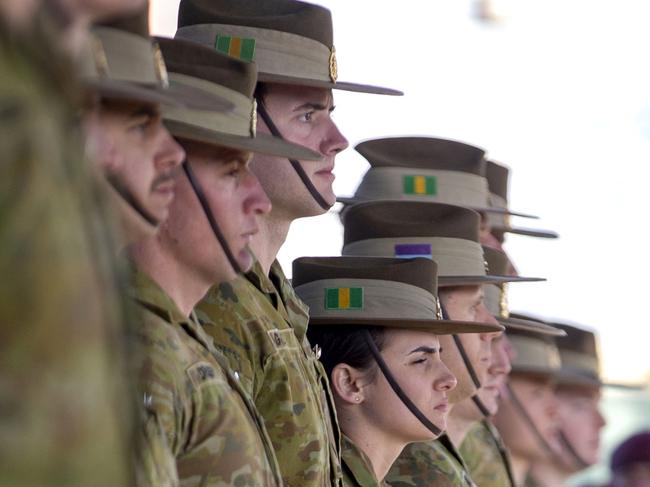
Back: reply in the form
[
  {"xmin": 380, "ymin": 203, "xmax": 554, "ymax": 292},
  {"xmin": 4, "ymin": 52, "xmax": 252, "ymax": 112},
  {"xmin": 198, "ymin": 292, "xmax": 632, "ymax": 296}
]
[
  {"xmin": 298, "ymin": 111, "xmax": 314, "ymax": 122},
  {"xmin": 412, "ymin": 357, "xmax": 428, "ymax": 365}
]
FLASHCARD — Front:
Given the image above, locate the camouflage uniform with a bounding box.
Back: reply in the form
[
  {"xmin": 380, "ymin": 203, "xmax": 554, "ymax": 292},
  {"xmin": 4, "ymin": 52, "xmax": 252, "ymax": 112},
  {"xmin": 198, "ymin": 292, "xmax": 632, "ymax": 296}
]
[
  {"xmin": 0, "ymin": 13, "xmax": 136, "ymax": 486},
  {"xmin": 385, "ymin": 436, "xmax": 477, "ymax": 487},
  {"xmin": 460, "ymin": 420, "xmax": 514, "ymax": 487},
  {"xmin": 128, "ymin": 267, "xmax": 282, "ymax": 486},
  {"xmin": 341, "ymin": 436, "xmax": 385, "ymax": 487},
  {"xmin": 196, "ymin": 259, "xmax": 342, "ymax": 487}
]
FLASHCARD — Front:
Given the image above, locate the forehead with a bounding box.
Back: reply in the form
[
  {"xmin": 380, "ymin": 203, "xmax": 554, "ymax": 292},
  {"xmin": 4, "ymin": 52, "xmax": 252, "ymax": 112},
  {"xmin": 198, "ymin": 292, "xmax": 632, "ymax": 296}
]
[
  {"xmin": 444, "ymin": 285, "xmax": 483, "ymax": 300},
  {"xmin": 383, "ymin": 328, "xmax": 440, "ymax": 352},
  {"xmin": 99, "ymin": 97, "xmax": 159, "ymax": 119},
  {"xmin": 263, "ymin": 83, "xmax": 333, "ymax": 107},
  {"xmin": 556, "ymin": 385, "xmax": 601, "ymax": 401}
]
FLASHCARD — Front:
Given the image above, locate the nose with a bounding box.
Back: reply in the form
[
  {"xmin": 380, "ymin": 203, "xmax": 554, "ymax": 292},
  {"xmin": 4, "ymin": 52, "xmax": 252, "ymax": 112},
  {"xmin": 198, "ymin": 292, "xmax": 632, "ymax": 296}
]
[
  {"xmin": 477, "ymin": 304, "xmax": 501, "ymax": 342},
  {"xmin": 319, "ymin": 118, "xmax": 349, "ymax": 156},
  {"xmin": 157, "ymin": 127, "xmax": 185, "ymax": 170},
  {"xmin": 595, "ymin": 407, "xmax": 606, "ymax": 429},
  {"xmin": 435, "ymin": 361, "xmax": 458, "ymax": 392},
  {"xmin": 489, "ymin": 335, "xmax": 512, "ymax": 376},
  {"xmin": 242, "ymin": 170, "xmax": 272, "ymax": 216},
  {"xmin": 545, "ymin": 393, "xmax": 560, "ymax": 426}
]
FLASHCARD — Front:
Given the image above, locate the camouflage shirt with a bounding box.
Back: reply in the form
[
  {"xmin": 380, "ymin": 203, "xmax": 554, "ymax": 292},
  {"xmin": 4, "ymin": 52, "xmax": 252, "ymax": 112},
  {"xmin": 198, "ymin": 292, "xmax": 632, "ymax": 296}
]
[
  {"xmin": 196, "ymin": 259, "xmax": 342, "ymax": 487},
  {"xmin": 128, "ymin": 268, "xmax": 282, "ymax": 486},
  {"xmin": 340, "ymin": 436, "xmax": 386, "ymax": 487},
  {"xmin": 385, "ymin": 436, "xmax": 477, "ymax": 487},
  {"xmin": 0, "ymin": 14, "xmax": 136, "ymax": 487},
  {"xmin": 460, "ymin": 420, "xmax": 514, "ymax": 487}
]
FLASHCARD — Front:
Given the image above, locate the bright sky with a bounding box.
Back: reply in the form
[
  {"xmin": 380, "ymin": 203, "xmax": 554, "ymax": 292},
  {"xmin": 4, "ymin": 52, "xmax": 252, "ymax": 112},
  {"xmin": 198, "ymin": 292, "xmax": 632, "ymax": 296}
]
[{"xmin": 151, "ymin": 0, "xmax": 650, "ymax": 385}]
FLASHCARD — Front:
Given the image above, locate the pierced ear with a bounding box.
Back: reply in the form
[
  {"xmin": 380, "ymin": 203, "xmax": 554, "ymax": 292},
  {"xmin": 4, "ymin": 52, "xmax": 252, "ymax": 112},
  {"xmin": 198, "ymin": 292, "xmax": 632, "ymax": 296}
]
[{"xmin": 331, "ymin": 363, "xmax": 366, "ymax": 405}]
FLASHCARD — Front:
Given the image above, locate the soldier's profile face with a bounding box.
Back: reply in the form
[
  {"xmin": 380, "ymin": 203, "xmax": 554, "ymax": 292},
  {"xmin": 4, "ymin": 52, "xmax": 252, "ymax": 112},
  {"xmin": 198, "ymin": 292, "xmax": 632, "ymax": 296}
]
[
  {"xmin": 90, "ymin": 99, "xmax": 184, "ymax": 225},
  {"xmin": 556, "ymin": 385, "xmax": 605, "ymax": 466},
  {"xmin": 494, "ymin": 374, "xmax": 561, "ymax": 461},
  {"xmin": 359, "ymin": 329, "xmax": 455, "ymax": 442},
  {"xmin": 439, "ymin": 285, "xmax": 500, "ymax": 404},
  {"xmin": 251, "ymin": 83, "xmax": 348, "ymax": 218},
  {"xmin": 475, "ymin": 332, "xmax": 512, "ymax": 416},
  {"xmin": 162, "ymin": 140, "xmax": 271, "ymax": 281}
]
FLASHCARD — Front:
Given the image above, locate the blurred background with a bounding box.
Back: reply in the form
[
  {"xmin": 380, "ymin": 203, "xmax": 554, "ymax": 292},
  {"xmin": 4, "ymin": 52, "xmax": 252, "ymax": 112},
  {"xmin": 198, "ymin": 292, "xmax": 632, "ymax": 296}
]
[{"xmin": 151, "ymin": 1, "xmax": 650, "ymax": 484}]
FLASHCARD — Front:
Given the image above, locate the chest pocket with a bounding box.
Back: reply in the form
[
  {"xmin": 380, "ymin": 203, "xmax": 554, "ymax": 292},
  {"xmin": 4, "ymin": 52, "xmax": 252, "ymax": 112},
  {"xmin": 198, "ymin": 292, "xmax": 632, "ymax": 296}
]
[{"xmin": 266, "ymin": 328, "xmax": 301, "ymax": 352}]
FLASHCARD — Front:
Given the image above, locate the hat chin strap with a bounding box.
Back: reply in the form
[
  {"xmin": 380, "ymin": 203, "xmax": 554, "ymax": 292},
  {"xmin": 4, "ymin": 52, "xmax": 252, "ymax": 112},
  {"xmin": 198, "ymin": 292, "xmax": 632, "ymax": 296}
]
[
  {"xmin": 506, "ymin": 382, "xmax": 556, "ymax": 458},
  {"xmin": 105, "ymin": 172, "xmax": 160, "ymax": 227},
  {"xmin": 482, "ymin": 419, "xmax": 517, "ymax": 487},
  {"xmin": 440, "ymin": 305, "xmax": 491, "ymax": 417},
  {"xmin": 558, "ymin": 429, "xmax": 590, "ymax": 470},
  {"xmin": 182, "ymin": 160, "xmax": 243, "ymax": 275},
  {"xmin": 363, "ymin": 329, "xmax": 443, "ymax": 437},
  {"xmin": 255, "ymin": 97, "xmax": 332, "ymax": 211}
]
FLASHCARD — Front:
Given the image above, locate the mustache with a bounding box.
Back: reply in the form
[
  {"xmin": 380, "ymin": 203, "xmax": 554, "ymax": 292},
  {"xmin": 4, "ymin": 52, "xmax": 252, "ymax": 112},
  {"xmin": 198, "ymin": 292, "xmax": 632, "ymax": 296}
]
[{"xmin": 151, "ymin": 165, "xmax": 183, "ymax": 191}]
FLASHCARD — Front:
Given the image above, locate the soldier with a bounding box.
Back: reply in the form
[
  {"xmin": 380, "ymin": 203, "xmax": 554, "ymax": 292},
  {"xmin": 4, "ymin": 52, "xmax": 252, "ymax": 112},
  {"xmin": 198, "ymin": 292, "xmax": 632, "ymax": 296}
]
[
  {"xmin": 493, "ymin": 326, "xmax": 562, "ymax": 486},
  {"xmin": 340, "ymin": 200, "xmax": 544, "ymax": 486},
  {"xmin": 296, "ymin": 256, "xmax": 500, "ymax": 486},
  {"xmin": 459, "ymin": 249, "xmax": 566, "ymax": 487},
  {"xmin": 526, "ymin": 323, "xmax": 607, "ymax": 486},
  {"xmin": 125, "ymin": 35, "xmax": 320, "ymax": 486},
  {"xmin": 0, "ymin": 0, "xmax": 153, "ymax": 485},
  {"xmin": 174, "ymin": 1, "xmax": 401, "ymax": 485}
]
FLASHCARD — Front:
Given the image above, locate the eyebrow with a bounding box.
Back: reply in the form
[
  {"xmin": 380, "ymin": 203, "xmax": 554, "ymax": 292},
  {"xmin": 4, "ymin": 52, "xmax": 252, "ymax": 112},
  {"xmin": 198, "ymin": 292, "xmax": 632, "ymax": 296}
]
[
  {"xmin": 293, "ymin": 102, "xmax": 334, "ymax": 113},
  {"xmin": 407, "ymin": 345, "xmax": 439, "ymax": 355},
  {"xmin": 129, "ymin": 105, "xmax": 160, "ymax": 119}
]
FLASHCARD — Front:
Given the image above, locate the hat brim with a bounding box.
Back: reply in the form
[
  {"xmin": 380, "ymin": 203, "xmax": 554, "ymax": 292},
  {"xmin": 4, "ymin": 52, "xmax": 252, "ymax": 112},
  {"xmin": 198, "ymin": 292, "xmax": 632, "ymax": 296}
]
[
  {"xmin": 258, "ymin": 72, "xmax": 403, "ymax": 96},
  {"xmin": 438, "ymin": 275, "xmax": 546, "ymax": 286},
  {"xmin": 512, "ymin": 366, "xmax": 559, "ymax": 378},
  {"xmin": 85, "ymin": 79, "xmax": 233, "ymax": 112},
  {"xmin": 336, "ymin": 196, "xmax": 524, "ymax": 216},
  {"xmin": 500, "ymin": 316, "xmax": 567, "ymax": 337},
  {"xmin": 493, "ymin": 225, "xmax": 560, "ymax": 239},
  {"xmin": 164, "ymin": 120, "xmax": 322, "ymax": 160},
  {"xmin": 308, "ymin": 316, "xmax": 504, "ymax": 334}
]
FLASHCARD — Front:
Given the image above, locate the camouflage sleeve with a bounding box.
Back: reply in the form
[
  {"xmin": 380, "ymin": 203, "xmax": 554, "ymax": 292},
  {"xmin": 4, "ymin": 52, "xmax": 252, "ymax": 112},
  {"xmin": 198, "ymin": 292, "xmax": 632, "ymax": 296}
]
[
  {"xmin": 0, "ymin": 58, "xmax": 134, "ymax": 485},
  {"xmin": 386, "ymin": 442, "xmax": 465, "ymax": 487}
]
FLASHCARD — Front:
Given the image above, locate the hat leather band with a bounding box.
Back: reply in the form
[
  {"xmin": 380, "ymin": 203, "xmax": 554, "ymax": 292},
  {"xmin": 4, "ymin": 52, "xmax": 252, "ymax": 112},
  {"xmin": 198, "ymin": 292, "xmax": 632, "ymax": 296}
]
[
  {"xmin": 510, "ymin": 335, "xmax": 561, "ymax": 373},
  {"xmin": 487, "ymin": 193, "xmax": 511, "ymax": 229},
  {"xmin": 295, "ymin": 278, "xmax": 441, "ymax": 321},
  {"xmin": 92, "ymin": 28, "xmax": 162, "ymax": 85},
  {"xmin": 353, "ymin": 167, "xmax": 489, "ymax": 208},
  {"xmin": 343, "ymin": 237, "xmax": 486, "ymax": 277},
  {"xmin": 560, "ymin": 350, "xmax": 599, "ymax": 376},
  {"xmin": 176, "ymin": 23, "xmax": 333, "ymax": 83},
  {"xmin": 164, "ymin": 73, "xmax": 253, "ymax": 137}
]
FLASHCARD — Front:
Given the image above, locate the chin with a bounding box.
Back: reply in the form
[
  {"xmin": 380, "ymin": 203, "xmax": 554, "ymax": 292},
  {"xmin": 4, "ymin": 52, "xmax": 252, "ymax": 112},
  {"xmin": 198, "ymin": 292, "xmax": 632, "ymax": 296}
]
[{"xmin": 237, "ymin": 250, "xmax": 254, "ymax": 273}]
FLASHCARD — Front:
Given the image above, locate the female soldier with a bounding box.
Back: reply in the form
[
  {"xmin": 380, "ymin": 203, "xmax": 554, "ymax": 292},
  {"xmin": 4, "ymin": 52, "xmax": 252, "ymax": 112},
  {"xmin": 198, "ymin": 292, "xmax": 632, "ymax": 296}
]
[{"xmin": 293, "ymin": 256, "xmax": 504, "ymax": 486}]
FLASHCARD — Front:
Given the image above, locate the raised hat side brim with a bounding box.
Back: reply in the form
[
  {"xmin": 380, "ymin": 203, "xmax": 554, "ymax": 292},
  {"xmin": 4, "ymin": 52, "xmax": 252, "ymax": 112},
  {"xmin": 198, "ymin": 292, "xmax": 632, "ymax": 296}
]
[
  {"xmin": 438, "ymin": 275, "xmax": 546, "ymax": 287},
  {"xmin": 84, "ymin": 78, "xmax": 234, "ymax": 112},
  {"xmin": 308, "ymin": 316, "xmax": 504, "ymax": 334},
  {"xmin": 165, "ymin": 119, "xmax": 322, "ymax": 160},
  {"xmin": 258, "ymin": 72, "xmax": 403, "ymax": 96},
  {"xmin": 500, "ymin": 316, "xmax": 567, "ymax": 337},
  {"xmin": 494, "ymin": 225, "xmax": 560, "ymax": 239}
]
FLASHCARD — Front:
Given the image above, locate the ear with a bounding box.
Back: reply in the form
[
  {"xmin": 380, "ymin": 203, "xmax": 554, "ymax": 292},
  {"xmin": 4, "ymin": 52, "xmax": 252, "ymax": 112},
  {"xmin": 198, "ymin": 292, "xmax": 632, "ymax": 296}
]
[{"xmin": 331, "ymin": 363, "xmax": 367, "ymax": 405}]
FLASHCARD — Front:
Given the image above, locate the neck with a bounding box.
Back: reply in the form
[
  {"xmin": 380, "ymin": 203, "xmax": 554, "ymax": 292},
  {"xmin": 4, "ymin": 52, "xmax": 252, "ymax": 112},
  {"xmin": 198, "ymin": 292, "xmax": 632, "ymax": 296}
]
[
  {"xmin": 250, "ymin": 211, "xmax": 291, "ymax": 275},
  {"xmin": 339, "ymin": 407, "xmax": 406, "ymax": 482},
  {"xmin": 446, "ymin": 411, "xmax": 478, "ymax": 447},
  {"xmin": 528, "ymin": 462, "xmax": 570, "ymax": 487},
  {"xmin": 128, "ymin": 234, "xmax": 210, "ymax": 317},
  {"xmin": 510, "ymin": 454, "xmax": 531, "ymax": 487}
]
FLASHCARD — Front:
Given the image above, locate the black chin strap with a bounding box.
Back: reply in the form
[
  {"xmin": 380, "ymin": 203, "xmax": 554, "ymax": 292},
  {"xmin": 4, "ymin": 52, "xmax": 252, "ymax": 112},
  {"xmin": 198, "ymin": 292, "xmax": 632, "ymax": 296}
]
[
  {"xmin": 105, "ymin": 172, "xmax": 159, "ymax": 227},
  {"xmin": 440, "ymin": 304, "xmax": 491, "ymax": 416},
  {"xmin": 255, "ymin": 96, "xmax": 331, "ymax": 211},
  {"xmin": 506, "ymin": 382, "xmax": 556, "ymax": 457},
  {"xmin": 363, "ymin": 330, "xmax": 443, "ymax": 437},
  {"xmin": 182, "ymin": 160, "xmax": 242, "ymax": 275}
]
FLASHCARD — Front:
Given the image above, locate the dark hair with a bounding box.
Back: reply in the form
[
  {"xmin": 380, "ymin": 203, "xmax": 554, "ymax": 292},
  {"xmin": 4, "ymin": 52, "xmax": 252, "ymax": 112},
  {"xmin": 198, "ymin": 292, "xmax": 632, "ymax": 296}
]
[{"xmin": 307, "ymin": 325, "xmax": 386, "ymax": 378}]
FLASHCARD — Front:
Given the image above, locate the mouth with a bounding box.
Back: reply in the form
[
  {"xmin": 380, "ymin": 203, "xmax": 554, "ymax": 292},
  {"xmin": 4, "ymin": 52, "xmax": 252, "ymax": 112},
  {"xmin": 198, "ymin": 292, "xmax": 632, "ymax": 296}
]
[
  {"xmin": 153, "ymin": 180, "xmax": 176, "ymax": 196},
  {"xmin": 241, "ymin": 227, "xmax": 259, "ymax": 244},
  {"xmin": 314, "ymin": 164, "xmax": 335, "ymax": 178},
  {"xmin": 434, "ymin": 398, "xmax": 449, "ymax": 413}
]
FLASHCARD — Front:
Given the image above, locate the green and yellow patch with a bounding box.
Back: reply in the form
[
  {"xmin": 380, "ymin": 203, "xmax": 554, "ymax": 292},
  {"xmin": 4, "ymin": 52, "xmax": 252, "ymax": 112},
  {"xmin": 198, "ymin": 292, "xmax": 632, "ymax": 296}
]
[
  {"xmin": 325, "ymin": 287, "xmax": 363, "ymax": 310},
  {"xmin": 403, "ymin": 175, "xmax": 437, "ymax": 196},
  {"xmin": 214, "ymin": 35, "xmax": 256, "ymax": 62}
]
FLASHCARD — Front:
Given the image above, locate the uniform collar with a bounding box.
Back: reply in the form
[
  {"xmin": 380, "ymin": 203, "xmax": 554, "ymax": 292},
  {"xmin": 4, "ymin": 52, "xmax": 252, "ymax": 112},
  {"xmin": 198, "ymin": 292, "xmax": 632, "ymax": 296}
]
[{"xmin": 342, "ymin": 435, "xmax": 384, "ymax": 487}]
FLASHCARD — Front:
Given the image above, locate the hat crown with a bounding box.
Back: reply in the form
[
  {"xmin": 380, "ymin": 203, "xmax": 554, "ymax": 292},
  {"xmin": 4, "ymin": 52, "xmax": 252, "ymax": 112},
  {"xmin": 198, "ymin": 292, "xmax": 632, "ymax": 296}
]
[
  {"xmin": 343, "ymin": 201, "xmax": 480, "ymax": 246},
  {"xmin": 486, "ymin": 160, "xmax": 510, "ymax": 201},
  {"xmin": 508, "ymin": 329, "xmax": 562, "ymax": 374},
  {"xmin": 356, "ymin": 137, "xmax": 486, "ymax": 173},
  {"xmin": 178, "ymin": 0, "xmax": 333, "ymax": 48},
  {"xmin": 156, "ymin": 37, "xmax": 255, "ymax": 97},
  {"xmin": 97, "ymin": 4, "xmax": 150, "ymax": 38},
  {"xmin": 293, "ymin": 256, "xmax": 438, "ymax": 296},
  {"xmin": 483, "ymin": 247, "xmax": 509, "ymax": 276}
]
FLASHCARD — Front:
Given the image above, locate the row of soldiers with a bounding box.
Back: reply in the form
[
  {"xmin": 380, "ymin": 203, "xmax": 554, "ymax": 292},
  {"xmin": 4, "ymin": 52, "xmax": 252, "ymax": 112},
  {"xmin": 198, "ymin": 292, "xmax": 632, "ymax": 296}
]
[{"xmin": 0, "ymin": 0, "xmax": 613, "ymax": 486}]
